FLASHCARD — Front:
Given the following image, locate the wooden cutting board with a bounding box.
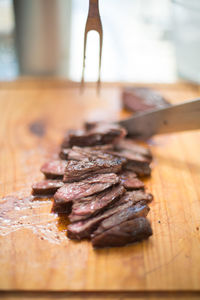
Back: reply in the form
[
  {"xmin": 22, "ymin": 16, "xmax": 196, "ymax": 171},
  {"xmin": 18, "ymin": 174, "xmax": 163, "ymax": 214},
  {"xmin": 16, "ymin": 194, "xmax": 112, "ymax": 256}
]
[{"xmin": 0, "ymin": 80, "xmax": 200, "ymax": 299}]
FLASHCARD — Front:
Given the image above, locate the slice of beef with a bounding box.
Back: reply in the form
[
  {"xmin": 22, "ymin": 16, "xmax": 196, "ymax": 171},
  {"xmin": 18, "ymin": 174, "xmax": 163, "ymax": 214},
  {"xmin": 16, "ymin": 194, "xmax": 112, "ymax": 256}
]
[
  {"xmin": 67, "ymin": 145, "xmax": 115, "ymax": 161},
  {"xmin": 61, "ymin": 129, "xmax": 76, "ymax": 148},
  {"xmin": 32, "ymin": 180, "xmax": 64, "ymax": 196},
  {"xmin": 122, "ymin": 87, "xmax": 170, "ymax": 113},
  {"xmin": 54, "ymin": 173, "xmax": 119, "ymax": 206},
  {"xmin": 119, "ymin": 171, "xmax": 144, "ymax": 190},
  {"xmin": 84, "ymin": 144, "xmax": 114, "ymax": 151},
  {"xmin": 92, "ymin": 202, "xmax": 150, "ymax": 237},
  {"xmin": 59, "ymin": 148, "xmax": 71, "ymax": 160},
  {"xmin": 67, "ymin": 190, "xmax": 152, "ymax": 240},
  {"xmin": 40, "ymin": 160, "xmax": 67, "ymax": 179},
  {"xmin": 92, "ymin": 217, "xmax": 152, "ymax": 248},
  {"xmin": 66, "ymin": 123, "xmax": 127, "ymax": 147},
  {"xmin": 123, "ymin": 151, "xmax": 151, "ymax": 176},
  {"xmin": 69, "ymin": 185, "xmax": 125, "ymax": 222},
  {"xmin": 59, "ymin": 144, "xmax": 114, "ymax": 161},
  {"xmin": 67, "ymin": 201, "xmax": 133, "ymax": 240},
  {"xmin": 51, "ymin": 201, "xmax": 72, "ymax": 215},
  {"xmin": 106, "ymin": 149, "xmax": 151, "ymax": 177},
  {"xmin": 84, "ymin": 121, "xmax": 99, "ymax": 130},
  {"xmin": 116, "ymin": 190, "xmax": 153, "ymax": 207},
  {"xmin": 115, "ymin": 138, "xmax": 152, "ymax": 161},
  {"xmin": 126, "ymin": 190, "xmax": 153, "ymax": 203},
  {"xmin": 63, "ymin": 156, "xmax": 125, "ymax": 183}
]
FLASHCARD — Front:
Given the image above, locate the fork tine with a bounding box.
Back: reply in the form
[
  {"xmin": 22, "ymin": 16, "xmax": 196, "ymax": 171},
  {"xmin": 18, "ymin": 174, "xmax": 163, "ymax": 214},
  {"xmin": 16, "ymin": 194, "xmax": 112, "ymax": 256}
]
[
  {"xmin": 80, "ymin": 28, "xmax": 88, "ymax": 92},
  {"xmin": 97, "ymin": 28, "xmax": 103, "ymax": 93},
  {"xmin": 81, "ymin": 0, "xmax": 103, "ymax": 93}
]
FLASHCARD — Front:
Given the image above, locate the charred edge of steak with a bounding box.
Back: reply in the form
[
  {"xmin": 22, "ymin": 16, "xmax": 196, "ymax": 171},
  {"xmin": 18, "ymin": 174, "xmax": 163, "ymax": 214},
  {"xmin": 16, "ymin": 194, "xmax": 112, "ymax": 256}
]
[
  {"xmin": 91, "ymin": 202, "xmax": 150, "ymax": 237},
  {"xmin": 44, "ymin": 174, "xmax": 64, "ymax": 180},
  {"xmin": 32, "ymin": 180, "xmax": 64, "ymax": 196},
  {"xmin": 92, "ymin": 217, "xmax": 153, "ymax": 248}
]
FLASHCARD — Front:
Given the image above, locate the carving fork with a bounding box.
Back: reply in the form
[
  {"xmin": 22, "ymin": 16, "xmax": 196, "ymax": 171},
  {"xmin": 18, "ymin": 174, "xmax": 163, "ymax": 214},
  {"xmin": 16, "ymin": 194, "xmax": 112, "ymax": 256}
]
[{"xmin": 81, "ymin": 0, "xmax": 103, "ymax": 93}]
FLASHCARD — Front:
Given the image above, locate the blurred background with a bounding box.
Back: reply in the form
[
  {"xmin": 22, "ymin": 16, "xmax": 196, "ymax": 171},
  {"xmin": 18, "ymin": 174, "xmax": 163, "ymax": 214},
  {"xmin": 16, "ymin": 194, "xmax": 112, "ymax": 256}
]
[{"xmin": 0, "ymin": 0, "xmax": 200, "ymax": 83}]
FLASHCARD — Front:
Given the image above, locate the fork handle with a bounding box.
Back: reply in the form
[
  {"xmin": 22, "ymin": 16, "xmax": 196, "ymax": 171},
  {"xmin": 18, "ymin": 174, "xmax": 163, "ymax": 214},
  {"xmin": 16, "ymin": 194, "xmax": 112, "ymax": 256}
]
[{"xmin": 88, "ymin": 0, "xmax": 100, "ymax": 18}]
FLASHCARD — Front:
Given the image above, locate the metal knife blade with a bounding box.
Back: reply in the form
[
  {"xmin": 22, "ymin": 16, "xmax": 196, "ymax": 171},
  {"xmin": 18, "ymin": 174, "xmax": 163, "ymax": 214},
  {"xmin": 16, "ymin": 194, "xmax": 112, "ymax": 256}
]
[{"xmin": 118, "ymin": 98, "xmax": 200, "ymax": 139}]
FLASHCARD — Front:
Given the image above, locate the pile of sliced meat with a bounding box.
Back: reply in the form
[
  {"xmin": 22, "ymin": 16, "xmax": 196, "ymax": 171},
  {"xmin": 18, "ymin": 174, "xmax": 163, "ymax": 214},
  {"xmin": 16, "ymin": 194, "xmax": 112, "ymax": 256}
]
[{"xmin": 32, "ymin": 122, "xmax": 153, "ymax": 248}]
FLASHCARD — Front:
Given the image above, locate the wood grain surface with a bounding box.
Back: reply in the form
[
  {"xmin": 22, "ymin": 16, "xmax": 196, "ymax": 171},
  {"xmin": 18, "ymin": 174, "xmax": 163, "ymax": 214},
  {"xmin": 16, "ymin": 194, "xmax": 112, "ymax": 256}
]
[
  {"xmin": 0, "ymin": 80, "xmax": 200, "ymax": 298},
  {"xmin": 1, "ymin": 291, "xmax": 200, "ymax": 300}
]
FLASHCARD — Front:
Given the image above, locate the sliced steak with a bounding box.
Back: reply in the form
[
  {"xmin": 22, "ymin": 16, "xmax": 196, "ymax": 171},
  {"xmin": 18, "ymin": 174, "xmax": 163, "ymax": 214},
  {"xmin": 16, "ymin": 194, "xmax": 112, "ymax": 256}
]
[
  {"xmin": 122, "ymin": 87, "xmax": 170, "ymax": 113},
  {"xmin": 115, "ymin": 138, "xmax": 152, "ymax": 161},
  {"xmin": 59, "ymin": 148, "xmax": 71, "ymax": 160},
  {"xmin": 61, "ymin": 129, "xmax": 76, "ymax": 148},
  {"xmin": 92, "ymin": 217, "xmax": 152, "ymax": 247},
  {"xmin": 54, "ymin": 173, "xmax": 119, "ymax": 206},
  {"xmin": 84, "ymin": 121, "xmax": 99, "ymax": 130},
  {"xmin": 32, "ymin": 180, "xmax": 64, "ymax": 196},
  {"xmin": 67, "ymin": 123, "xmax": 127, "ymax": 147},
  {"xmin": 51, "ymin": 201, "xmax": 72, "ymax": 215},
  {"xmin": 114, "ymin": 190, "xmax": 153, "ymax": 209},
  {"xmin": 67, "ymin": 190, "xmax": 152, "ymax": 240},
  {"xmin": 119, "ymin": 171, "xmax": 144, "ymax": 189},
  {"xmin": 67, "ymin": 146, "xmax": 115, "ymax": 161},
  {"xmin": 59, "ymin": 144, "xmax": 114, "ymax": 161},
  {"xmin": 120, "ymin": 190, "xmax": 153, "ymax": 204},
  {"xmin": 123, "ymin": 152, "xmax": 151, "ymax": 176},
  {"xmin": 40, "ymin": 160, "xmax": 67, "ymax": 179},
  {"xmin": 92, "ymin": 202, "xmax": 150, "ymax": 237},
  {"xmin": 63, "ymin": 156, "xmax": 125, "ymax": 182},
  {"xmin": 106, "ymin": 149, "xmax": 151, "ymax": 177},
  {"xmin": 67, "ymin": 201, "xmax": 133, "ymax": 240},
  {"xmin": 69, "ymin": 185, "xmax": 125, "ymax": 222}
]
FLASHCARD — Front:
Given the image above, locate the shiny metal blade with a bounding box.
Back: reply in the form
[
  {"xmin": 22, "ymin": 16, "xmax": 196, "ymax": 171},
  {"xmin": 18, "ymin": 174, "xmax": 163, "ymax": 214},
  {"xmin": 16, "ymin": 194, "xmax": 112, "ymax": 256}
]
[{"xmin": 119, "ymin": 98, "xmax": 200, "ymax": 139}]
